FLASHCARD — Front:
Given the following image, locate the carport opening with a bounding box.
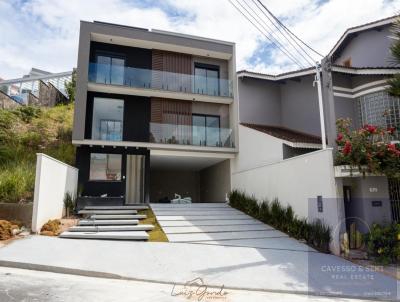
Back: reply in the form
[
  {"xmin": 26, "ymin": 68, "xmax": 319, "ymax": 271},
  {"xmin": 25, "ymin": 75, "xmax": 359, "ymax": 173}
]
[{"xmin": 150, "ymin": 156, "xmax": 231, "ymax": 203}]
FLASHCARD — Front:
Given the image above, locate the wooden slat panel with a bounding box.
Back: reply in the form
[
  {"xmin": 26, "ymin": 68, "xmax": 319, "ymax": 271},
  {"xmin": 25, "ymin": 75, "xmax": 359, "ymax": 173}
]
[
  {"xmin": 150, "ymin": 98, "xmax": 193, "ymax": 144},
  {"xmin": 151, "ymin": 50, "xmax": 193, "ymax": 93}
]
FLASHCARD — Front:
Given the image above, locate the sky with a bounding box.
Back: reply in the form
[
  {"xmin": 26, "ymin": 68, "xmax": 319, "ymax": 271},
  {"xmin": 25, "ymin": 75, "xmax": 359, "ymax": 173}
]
[{"xmin": 0, "ymin": 0, "xmax": 399, "ymax": 79}]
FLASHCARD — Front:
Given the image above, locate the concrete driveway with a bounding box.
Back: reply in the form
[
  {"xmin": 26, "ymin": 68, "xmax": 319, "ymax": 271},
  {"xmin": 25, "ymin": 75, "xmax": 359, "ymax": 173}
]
[
  {"xmin": 0, "ymin": 266, "xmax": 376, "ymax": 302},
  {"xmin": 151, "ymin": 203, "xmax": 314, "ymax": 252},
  {"xmin": 0, "ymin": 204, "xmax": 398, "ymax": 301}
]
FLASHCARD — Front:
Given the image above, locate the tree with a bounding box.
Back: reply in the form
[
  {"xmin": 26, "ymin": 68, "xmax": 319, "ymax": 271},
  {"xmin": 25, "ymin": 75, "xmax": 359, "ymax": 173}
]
[
  {"xmin": 65, "ymin": 69, "xmax": 76, "ymax": 102},
  {"xmin": 388, "ymin": 18, "xmax": 400, "ymax": 96}
]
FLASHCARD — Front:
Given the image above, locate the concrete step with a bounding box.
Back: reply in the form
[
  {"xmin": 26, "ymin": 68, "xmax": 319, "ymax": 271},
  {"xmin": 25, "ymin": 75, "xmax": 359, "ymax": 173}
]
[
  {"xmin": 89, "ymin": 214, "xmax": 147, "ymax": 220},
  {"xmin": 84, "ymin": 205, "xmax": 149, "ymax": 210},
  {"xmin": 78, "ymin": 209, "xmax": 137, "ymax": 215},
  {"xmin": 59, "ymin": 231, "xmax": 149, "ymax": 240},
  {"xmin": 68, "ymin": 225, "xmax": 154, "ymax": 232},
  {"xmin": 78, "ymin": 219, "xmax": 139, "ymax": 226}
]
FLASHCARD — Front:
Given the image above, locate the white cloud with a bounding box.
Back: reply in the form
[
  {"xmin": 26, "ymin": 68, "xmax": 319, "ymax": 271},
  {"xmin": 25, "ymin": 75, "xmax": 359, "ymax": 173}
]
[{"xmin": 0, "ymin": 0, "xmax": 398, "ymax": 79}]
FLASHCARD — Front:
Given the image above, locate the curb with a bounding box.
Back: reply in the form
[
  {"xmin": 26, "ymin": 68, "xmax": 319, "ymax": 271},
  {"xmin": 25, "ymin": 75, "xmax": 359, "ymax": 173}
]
[{"xmin": 0, "ymin": 260, "xmax": 396, "ymax": 302}]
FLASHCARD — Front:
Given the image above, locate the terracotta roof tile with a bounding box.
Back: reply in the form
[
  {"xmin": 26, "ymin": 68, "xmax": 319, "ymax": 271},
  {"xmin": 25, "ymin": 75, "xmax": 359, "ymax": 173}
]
[{"xmin": 241, "ymin": 123, "xmax": 322, "ymax": 145}]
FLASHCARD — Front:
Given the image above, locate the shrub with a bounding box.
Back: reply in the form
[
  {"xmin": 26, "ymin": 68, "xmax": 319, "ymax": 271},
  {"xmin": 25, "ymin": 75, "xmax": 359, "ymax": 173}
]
[
  {"xmin": 364, "ymin": 223, "xmax": 400, "ymax": 265},
  {"xmin": 335, "ymin": 118, "xmax": 400, "ymax": 178},
  {"xmin": 13, "ymin": 106, "xmax": 41, "ymax": 123},
  {"xmin": 63, "ymin": 192, "xmax": 76, "ymax": 217},
  {"xmin": 0, "ymin": 104, "xmax": 75, "ymax": 203},
  {"xmin": 0, "ymin": 162, "xmax": 35, "ymax": 203},
  {"xmin": 228, "ymin": 190, "xmax": 332, "ymax": 253},
  {"xmin": 0, "ymin": 220, "xmax": 16, "ymax": 240},
  {"xmin": 40, "ymin": 219, "xmax": 61, "ymax": 236}
]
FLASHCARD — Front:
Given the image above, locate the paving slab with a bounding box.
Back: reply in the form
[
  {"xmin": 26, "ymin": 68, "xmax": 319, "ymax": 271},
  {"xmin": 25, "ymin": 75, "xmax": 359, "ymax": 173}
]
[
  {"xmin": 156, "ymin": 215, "xmax": 251, "ymax": 221},
  {"xmin": 152, "ymin": 210, "xmax": 243, "ymax": 216},
  {"xmin": 78, "ymin": 219, "xmax": 139, "ymax": 226},
  {"xmin": 158, "ymin": 219, "xmax": 263, "ymax": 227},
  {"xmin": 0, "ymin": 236, "xmax": 397, "ymax": 300},
  {"xmin": 151, "ymin": 203, "xmax": 227, "ymax": 208},
  {"xmin": 69, "ymin": 225, "xmax": 154, "ymax": 232},
  {"xmin": 79, "ymin": 210, "xmax": 137, "ymax": 215},
  {"xmin": 192, "ymin": 237, "xmax": 315, "ymax": 252},
  {"xmin": 84, "ymin": 205, "xmax": 148, "ymax": 210},
  {"xmin": 162, "ymin": 224, "xmax": 273, "ymax": 234},
  {"xmin": 90, "ymin": 214, "xmax": 146, "ymax": 220},
  {"xmin": 167, "ymin": 230, "xmax": 287, "ymax": 242},
  {"xmin": 59, "ymin": 231, "xmax": 149, "ymax": 240}
]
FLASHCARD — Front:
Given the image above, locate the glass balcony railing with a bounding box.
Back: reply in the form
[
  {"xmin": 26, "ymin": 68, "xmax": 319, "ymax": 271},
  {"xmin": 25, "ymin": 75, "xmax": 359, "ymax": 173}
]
[
  {"xmin": 149, "ymin": 123, "xmax": 235, "ymax": 148},
  {"xmin": 88, "ymin": 63, "xmax": 233, "ymax": 98}
]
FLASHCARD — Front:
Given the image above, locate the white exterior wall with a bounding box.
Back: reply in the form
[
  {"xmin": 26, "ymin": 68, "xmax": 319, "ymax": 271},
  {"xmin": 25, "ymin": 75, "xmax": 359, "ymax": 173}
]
[
  {"xmin": 232, "ymin": 125, "xmax": 283, "ymax": 172},
  {"xmin": 232, "ymin": 149, "xmax": 342, "ymax": 254},
  {"xmin": 32, "ymin": 154, "xmax": 78, "ymax": 233}
]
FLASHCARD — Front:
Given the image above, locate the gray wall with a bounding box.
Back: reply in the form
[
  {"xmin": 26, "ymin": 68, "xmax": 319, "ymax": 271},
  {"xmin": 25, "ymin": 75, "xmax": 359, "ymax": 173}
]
[
  {"xmin": 334, "ymin": 26, "xmax": 393, "ymax": 68},
  {"xmin": 238, "ymin": 77, "xmax": 281, "ymax": 126},
  {"xmin": 350, "ymin": 74, "xmax": 387, "ymax": 87},
  {"xmin": 334, "ymin": 96, "xmax": 358, "ymax": 128},
  {"xmin": 199, "ymin": 160, "xmax": 231, "ymax": 202},
  {"xmin": 342, "ymin": 177, "xmax": 392, "ymax": 233},
  {"xmin": 150, "ymin": 170, "xmax": 200, "ymax": 202},
  {"xmin": 280, "ymin": 75, "xmax": 321, "ymax": 136}
]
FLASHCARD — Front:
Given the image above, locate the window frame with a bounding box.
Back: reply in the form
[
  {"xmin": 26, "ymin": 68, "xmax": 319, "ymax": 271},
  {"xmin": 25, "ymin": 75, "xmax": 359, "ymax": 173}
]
[
  {"xmin": 91, "ymin": 97, "xmax": 124, "ymax": 142},
  {"xmin": 192, "ymin": 113, "xmax": 221, "ymax": 146},
  {"xmin": 194, "ymin": 63, "xmax": 220, "ymax": 96},
  {"xmin": 95, "ymin": 51, "xmax": 126, "ymax": 85},
  {"xmin": 89, "ymin": 153, "xmax": 123, "ymax": 182}
]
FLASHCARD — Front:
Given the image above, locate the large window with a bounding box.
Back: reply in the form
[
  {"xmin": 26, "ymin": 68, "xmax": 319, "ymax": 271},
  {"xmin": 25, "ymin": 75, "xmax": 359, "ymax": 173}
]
[
  {"xmin": 358, "ymin": 91, "xmax": 400, "ymax": 130},
  {"xmin": 89, "ymin": 153, "xmax": 122, "ymax": 181},
  {"xmin": 192, "ymin": 114, "xmax": 220, "ymax": 147},
  {"xmin": 92, "ymin": 97, "xmax": 124, "ymax": 141},
  {"xmin": 194, "ymin": 63, "xmax": 220, "ymax": 96},
  {"xmin": 96, "ymin": 54, "xmax": 125, "ymax": 85}
]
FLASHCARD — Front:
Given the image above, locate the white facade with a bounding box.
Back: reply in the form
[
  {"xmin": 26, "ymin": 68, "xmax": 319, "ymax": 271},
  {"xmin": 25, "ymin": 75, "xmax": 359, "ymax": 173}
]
[{"xmin": 32, "ymin": 154, "xmax": 78, "ymax": 233}]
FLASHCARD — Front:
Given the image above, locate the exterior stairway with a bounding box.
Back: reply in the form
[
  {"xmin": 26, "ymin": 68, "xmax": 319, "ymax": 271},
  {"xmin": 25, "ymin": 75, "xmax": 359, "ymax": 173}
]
[{"xmin": 59, "ymin": 205, "xmax": 154, "ymax": 241}]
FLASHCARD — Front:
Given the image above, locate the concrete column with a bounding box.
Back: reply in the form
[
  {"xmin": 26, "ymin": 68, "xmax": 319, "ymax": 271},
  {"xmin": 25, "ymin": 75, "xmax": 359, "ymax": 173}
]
[{"xmin": 321, "ymin": 57, "xmax": 337, "ymax": 149}]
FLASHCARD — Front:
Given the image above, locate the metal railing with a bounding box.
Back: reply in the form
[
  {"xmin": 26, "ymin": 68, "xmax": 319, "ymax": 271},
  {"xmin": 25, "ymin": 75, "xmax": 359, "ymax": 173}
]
[
  {"xmin": 149, "ymin": 122, "xmax": 234, "ymax": 148},
  {"xmin": 88, "ymin": 63, "xmax": 233, "ymax": 98}
]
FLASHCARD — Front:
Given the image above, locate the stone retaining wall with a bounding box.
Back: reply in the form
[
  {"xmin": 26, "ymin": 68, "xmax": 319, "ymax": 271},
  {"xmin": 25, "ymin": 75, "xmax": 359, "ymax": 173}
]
[{"xmin": 0, "ymin": 203, "xmax": 33, "ymax": 227}]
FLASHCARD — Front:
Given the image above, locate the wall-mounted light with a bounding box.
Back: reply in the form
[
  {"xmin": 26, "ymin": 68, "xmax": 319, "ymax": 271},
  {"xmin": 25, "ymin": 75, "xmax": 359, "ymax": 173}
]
[{"xmin": 317, "ymin": 196, "xmax": 323, "ymax": 213}]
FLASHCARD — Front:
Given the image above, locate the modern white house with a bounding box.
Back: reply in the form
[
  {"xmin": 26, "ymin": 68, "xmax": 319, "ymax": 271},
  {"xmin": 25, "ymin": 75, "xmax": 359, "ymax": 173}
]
[
  {"xmin": 67, "ymin": 16, "xmax": 400, "ymax": 253},
  {"xmin": 72, "ymin": 21, "xmax": 238, "ymax": 209},
  {"xmin": 234, "ymin": 16, "xmax": 400, "ymax": 254}
]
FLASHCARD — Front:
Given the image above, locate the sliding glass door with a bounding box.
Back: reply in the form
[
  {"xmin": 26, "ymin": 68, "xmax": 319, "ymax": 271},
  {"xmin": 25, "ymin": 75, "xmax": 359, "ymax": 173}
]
[
  {"xmin": 96, "ymin": 54, "xmax": 125, "ymax": 85},
  {"xmin": 192, "ymin": 114, "xmax": 221, "ymax": 147}
]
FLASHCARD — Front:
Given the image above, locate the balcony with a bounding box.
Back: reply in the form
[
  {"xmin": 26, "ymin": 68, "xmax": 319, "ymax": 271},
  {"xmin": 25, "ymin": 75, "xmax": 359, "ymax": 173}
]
[
  {"xmin": 88, "ymin": 63, "xmax": 233, "ymax": 98},
  {"xmin": 149, "ymin": 122, "xmax": 235, "ymax": 148}
]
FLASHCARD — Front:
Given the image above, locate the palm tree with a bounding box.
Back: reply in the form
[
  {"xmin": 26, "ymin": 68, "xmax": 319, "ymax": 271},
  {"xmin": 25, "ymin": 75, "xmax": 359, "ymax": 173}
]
[{"xmin": 388, "ymin": 18, "xmax": 400, "ymax": 96}]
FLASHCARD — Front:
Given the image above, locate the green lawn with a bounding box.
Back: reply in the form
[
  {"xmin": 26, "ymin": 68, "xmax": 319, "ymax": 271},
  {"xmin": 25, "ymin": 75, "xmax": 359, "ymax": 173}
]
[{"xmin": 139, "ymin": 209, "xmax": 169, "ymax": 242}]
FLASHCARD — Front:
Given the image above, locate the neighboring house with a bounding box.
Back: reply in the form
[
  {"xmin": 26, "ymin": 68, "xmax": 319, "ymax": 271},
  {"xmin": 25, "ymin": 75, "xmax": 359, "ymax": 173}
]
[
  {"xmin": 234, "ymin": 16, "xmax": 400, "ymax": 254},
  {"xmin": 0, "ymin": 90, "xmax": 21, "ymax": 109},
  {"xmin": 0, "ymin": 68, "xmax": 71, "ymax": 106},
  {"xmin": 72, "ymin": 21, "xmax": 238, "ymax": 208}
]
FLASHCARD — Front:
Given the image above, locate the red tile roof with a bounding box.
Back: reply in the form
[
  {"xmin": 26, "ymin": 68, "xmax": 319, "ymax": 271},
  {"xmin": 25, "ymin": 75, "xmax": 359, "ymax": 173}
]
[{"xmin": 241, "ymin": 123, "xmax": 322, "ymax": 145}]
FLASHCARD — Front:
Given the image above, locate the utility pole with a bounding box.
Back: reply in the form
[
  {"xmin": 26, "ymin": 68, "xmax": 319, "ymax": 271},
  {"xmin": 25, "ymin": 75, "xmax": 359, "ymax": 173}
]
[{"xmin": 314, "ymin": 62, "xmax": 327, "ymax": 150}]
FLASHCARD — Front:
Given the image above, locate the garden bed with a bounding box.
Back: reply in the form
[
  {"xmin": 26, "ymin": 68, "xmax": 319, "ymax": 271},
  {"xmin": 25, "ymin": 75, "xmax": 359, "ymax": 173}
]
[
  {"xmin": 138, "ymin": 209, "xmax": 168, "ymax": 242},
  {"xmin": 228, "ymin": 190, "xmax": 331, "ymax": 253}
]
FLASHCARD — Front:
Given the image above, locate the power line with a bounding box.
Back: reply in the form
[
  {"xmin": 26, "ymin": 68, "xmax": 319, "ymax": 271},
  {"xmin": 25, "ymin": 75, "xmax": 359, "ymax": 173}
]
[
  {"xmin": 255, "ymin": 0, "xmax": 323, "ymax": 57},
  {"xmin": 244, "ymin": 0, "xmax": 315, "ymax": 66},
  {"xmin": 228, "ymin": 0, "xmax": 305, "ymax": 68},
  {"xmin": 250, "ymin": 0, "xmax": 316, "ymax": 65}
]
